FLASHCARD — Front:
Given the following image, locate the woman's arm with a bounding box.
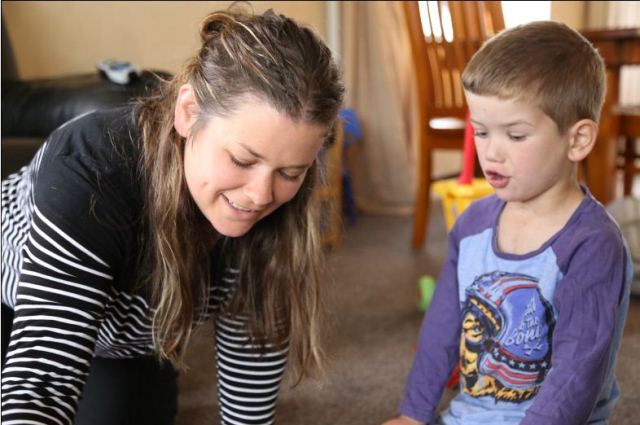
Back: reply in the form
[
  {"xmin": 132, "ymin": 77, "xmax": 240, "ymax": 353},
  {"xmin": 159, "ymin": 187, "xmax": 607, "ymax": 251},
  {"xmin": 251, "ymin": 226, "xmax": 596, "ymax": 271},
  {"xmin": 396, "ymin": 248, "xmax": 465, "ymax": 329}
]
[
  {"xmin": 213, "ymin": 312, "xmax": 289, "ymax": 425},
  {"xmin": 1, "ymin": 206, "xmax": 114, "ymax": 424},
  {"xmin": 2, "ymin": 114, "xmax": 138, "ymax": 424}
]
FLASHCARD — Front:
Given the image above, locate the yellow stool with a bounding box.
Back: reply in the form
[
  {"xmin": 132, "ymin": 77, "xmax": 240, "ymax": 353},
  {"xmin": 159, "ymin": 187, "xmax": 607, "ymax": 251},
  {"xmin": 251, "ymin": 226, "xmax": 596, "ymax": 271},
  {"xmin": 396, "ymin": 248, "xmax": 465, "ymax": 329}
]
[{"xmin": 432, "ymin": 178, "xmax": 494, "ymax": 231}]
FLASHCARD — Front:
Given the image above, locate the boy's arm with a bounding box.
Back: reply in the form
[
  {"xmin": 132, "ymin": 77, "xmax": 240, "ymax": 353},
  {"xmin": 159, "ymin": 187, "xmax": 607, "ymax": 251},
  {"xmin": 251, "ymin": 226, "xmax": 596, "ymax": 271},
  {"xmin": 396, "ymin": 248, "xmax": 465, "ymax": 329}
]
[
  {"xmin": 398, "ymin": 230, "xmax": 462, "ymax": 423},
  {"xmin": 521, "ymin": 232, "xmax": 628, "ymax": 425},
  {"xmin": 382, "ymin": 416, "xmax": 423, "ymax": 425}
]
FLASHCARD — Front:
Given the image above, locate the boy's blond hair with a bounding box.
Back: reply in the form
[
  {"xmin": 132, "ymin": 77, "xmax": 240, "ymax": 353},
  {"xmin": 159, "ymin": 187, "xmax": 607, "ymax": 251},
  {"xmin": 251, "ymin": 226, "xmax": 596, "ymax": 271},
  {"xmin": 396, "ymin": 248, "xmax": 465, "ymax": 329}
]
[{"xmin": 462, "ymin": 20, "xmax": 605, "ymax": 133}]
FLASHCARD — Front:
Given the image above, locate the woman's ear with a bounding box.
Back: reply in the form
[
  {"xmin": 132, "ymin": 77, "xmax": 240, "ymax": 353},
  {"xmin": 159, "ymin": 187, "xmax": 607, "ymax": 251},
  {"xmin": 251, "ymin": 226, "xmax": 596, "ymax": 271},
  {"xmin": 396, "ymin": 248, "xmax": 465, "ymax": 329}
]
[
  {"xmin": 567, "ymin": 119, "xmax": 598, "ymax": 162},
  {"xmin": 174, "ymin": 84, "xmax": 199, "ymax": 138}
]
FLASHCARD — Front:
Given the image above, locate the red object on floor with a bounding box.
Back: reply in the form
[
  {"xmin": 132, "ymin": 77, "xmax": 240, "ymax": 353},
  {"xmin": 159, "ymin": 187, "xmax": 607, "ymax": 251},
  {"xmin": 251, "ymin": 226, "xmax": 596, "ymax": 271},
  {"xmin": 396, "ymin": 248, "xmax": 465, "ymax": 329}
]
[{"xmin": 446, "ymin": 364, "xmax": 460, "ymax": 388}]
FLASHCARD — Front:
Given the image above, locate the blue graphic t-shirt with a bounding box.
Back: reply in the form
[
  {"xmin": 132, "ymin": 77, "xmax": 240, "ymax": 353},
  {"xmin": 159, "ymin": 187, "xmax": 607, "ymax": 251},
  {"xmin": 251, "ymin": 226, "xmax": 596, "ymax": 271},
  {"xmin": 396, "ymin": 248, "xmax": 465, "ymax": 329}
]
[{"xmin": 399, "ymin": 188, "xmax": 632, "ymax": 425}]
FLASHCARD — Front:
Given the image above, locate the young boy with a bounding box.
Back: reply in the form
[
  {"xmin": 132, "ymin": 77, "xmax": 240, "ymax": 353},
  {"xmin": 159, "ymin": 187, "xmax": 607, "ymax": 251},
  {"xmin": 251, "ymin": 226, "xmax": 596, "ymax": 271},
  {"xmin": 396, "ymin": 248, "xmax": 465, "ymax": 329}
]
[{"xmin": 384, "ymin": 21, "xmax": 632, "ymax": 425}]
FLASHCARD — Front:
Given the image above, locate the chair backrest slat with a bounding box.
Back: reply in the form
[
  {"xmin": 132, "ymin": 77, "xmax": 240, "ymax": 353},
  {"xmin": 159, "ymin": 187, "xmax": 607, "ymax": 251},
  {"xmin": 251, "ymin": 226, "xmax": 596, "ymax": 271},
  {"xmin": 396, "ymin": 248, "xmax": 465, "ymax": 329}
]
[{"xmin": 405, "ymin": 1, "xmax": 505, "ymax": 118}]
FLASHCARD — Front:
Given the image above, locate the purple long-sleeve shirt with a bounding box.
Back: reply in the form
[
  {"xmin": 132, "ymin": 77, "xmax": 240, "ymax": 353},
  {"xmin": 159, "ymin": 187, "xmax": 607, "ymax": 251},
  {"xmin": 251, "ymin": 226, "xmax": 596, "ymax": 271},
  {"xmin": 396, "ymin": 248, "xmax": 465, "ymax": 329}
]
[{"xmin": 400, "ymin": 189, "xmax": 631, "ymax": 425}]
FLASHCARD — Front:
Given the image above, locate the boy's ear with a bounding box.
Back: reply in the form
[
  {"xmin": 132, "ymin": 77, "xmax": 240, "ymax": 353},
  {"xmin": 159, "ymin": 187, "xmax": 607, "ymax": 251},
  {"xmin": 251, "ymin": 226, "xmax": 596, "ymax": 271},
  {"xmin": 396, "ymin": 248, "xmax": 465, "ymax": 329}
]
[
  {"xmin": 567, "ymin": 119, "xmax": 598, "ymax": 162},
  {"xmin": 174, "ymin": 83, "xmax": 199, "ymax": 138}
]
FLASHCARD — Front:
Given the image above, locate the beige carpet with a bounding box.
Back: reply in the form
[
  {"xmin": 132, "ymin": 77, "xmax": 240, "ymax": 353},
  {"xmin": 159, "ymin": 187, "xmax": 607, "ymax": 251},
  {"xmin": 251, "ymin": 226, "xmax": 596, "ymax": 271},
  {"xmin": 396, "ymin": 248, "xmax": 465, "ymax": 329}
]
[{"xmin": 175, "ymin": 207, "xmax": 640, "ymax": 425}]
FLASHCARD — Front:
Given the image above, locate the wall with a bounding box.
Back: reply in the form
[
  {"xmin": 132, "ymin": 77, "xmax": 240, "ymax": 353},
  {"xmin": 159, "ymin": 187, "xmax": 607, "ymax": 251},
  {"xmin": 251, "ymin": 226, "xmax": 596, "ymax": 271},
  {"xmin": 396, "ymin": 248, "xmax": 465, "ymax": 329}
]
[
  {"xmin": 550, "ymin": 1, "xmax": 586, "ymax": 29},
  {"xmin": 2, "ymin": 1, "xmax": 326, "ymax": 79}
]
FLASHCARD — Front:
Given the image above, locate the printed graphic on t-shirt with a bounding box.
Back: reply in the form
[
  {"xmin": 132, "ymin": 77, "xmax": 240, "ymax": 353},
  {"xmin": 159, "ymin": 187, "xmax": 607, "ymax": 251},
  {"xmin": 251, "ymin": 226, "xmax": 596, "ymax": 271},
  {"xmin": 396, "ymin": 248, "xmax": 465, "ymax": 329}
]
[{"xmin": 459, "ymin": 271, "xmax": 555, "ymax": 403}]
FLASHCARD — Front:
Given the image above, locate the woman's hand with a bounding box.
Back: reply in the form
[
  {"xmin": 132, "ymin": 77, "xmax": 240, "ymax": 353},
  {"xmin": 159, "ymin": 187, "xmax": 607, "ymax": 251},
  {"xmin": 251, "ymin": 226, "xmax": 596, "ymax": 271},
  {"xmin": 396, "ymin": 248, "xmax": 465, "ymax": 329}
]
[{"xmin": 382, "ymin": 416, "xmax": 424, "ymax": 425}]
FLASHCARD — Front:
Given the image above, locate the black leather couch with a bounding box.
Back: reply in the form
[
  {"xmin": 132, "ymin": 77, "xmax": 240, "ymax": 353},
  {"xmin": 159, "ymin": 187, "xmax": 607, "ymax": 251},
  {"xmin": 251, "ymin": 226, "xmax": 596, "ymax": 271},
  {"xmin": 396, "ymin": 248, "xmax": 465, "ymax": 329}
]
[
  {"xmin": 1, "ymin": 71, "xmax": 170, "ymax": 179},
  {"xmin": 1, "ymin": 16, "xmax": 170, "ymax": 179}
]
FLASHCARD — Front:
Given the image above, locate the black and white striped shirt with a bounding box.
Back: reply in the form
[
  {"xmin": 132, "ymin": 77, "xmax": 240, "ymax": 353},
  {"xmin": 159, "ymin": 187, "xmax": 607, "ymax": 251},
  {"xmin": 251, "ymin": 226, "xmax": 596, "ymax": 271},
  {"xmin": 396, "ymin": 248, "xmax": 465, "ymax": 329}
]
[{"xmin": 1, "ymin": 107, "xmax": 287, "ymax": 425}]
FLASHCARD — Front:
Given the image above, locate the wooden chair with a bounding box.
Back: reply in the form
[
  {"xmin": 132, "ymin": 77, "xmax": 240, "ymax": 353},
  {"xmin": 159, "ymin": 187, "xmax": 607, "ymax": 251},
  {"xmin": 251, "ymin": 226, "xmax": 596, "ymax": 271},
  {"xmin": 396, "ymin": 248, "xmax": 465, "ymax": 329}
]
[
  {"xmin": 316, "ymin": 119, "xmax": 344, "ymax": 250},
  {"xmin": 403, "ymin": 1, "xmax": 504, "ymax": 249},
  {"xmin": 615, "ymin": 106, "xmax": 640, "ymax": 197},
  {"xmin": 580, "ymin": 29, "xmax": 640, "ymax": 205}
]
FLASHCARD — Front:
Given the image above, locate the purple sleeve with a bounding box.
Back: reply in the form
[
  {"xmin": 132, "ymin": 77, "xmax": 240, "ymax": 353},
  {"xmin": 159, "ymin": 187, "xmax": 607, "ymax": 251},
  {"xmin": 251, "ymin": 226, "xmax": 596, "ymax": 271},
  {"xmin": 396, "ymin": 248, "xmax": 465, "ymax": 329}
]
[
  {"xmin": 521, "ymin": 231, "xmax": 627, "ymax": 425},
  {"xmin": 399, "ymin": 229, "xmax": 462, "ymax": 423}
]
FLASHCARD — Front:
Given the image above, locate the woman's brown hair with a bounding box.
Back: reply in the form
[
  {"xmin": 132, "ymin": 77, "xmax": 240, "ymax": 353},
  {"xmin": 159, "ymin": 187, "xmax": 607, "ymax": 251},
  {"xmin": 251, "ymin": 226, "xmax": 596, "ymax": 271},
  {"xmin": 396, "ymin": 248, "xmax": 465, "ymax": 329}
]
[{"xmin": 135, "ymin": 5, "xmax": 344, "ymax": 382}]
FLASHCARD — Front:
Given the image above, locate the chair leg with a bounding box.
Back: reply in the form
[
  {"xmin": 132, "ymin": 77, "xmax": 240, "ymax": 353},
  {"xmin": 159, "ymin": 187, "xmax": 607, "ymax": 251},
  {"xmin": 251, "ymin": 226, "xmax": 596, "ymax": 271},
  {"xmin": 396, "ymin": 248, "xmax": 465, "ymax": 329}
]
[
  {"xmin": 412, "ymin": 145, "xmax": 432, "ymax": 249},
  {"xmin": 411, "ymin": 185, "xmax": 430, "ymax": 249},
  {"xmin": 623, "ymin": 137, "xmax": 635, "ymax": 197}
]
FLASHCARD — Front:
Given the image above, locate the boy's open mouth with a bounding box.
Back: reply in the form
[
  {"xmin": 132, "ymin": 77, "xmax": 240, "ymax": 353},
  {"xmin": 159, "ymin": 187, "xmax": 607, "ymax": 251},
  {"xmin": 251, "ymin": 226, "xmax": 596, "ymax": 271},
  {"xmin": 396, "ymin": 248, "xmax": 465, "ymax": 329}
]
[{"xmin": 485, "ymin": 170, "xmax": 509, "ymax": 189}]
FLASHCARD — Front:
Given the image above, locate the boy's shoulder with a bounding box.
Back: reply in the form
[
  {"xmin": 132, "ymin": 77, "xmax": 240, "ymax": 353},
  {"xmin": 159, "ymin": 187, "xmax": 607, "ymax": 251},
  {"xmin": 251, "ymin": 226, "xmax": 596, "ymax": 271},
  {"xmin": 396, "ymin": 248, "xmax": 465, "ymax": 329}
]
[
  {"xmin": 565, "ymin": 192, "xmax": 627, "ymax": 246},
  {"xmin": 451, "ymin": 191, "xmax": 625, "ymax": 250}
]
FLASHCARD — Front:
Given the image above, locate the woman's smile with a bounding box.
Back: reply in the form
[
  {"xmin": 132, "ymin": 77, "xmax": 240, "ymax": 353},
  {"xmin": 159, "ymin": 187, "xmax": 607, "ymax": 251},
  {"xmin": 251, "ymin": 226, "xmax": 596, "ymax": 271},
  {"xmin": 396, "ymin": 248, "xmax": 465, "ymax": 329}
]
[
  {"xmin": 223, "ymin": 194, "xmax": 261, "ymax": 214},
  {"xmin": 179, "ymin": 94, "xmax": 328, "ymax": 237}
]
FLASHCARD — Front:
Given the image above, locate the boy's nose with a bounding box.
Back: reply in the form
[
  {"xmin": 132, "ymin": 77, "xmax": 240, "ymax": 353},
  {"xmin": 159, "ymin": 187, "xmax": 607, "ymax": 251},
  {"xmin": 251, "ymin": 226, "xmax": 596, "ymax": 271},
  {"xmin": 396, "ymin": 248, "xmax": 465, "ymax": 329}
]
[
  {"xmin": 244, "ymin": 172, "xmax": 274, "ymax": 207},
  {"xmin": 482, "ymin": 138, "xmax": 504, "ymax": 163}
]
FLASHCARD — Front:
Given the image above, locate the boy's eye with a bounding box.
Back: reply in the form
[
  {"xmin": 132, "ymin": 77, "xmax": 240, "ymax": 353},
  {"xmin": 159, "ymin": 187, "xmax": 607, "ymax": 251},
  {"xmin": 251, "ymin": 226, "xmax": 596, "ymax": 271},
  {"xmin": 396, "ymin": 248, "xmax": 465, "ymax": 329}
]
[{"xmin": 230, "ymin": 155, "xmax": 252, "ymax": 168}]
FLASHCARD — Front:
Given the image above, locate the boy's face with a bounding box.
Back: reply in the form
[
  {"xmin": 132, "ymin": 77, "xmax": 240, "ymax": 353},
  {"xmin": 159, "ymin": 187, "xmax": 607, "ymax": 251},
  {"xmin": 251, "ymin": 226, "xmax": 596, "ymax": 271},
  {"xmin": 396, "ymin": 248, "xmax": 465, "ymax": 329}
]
[{"xmin": 465, "ymin": 92, "xmax": 575, "ymax": 205}]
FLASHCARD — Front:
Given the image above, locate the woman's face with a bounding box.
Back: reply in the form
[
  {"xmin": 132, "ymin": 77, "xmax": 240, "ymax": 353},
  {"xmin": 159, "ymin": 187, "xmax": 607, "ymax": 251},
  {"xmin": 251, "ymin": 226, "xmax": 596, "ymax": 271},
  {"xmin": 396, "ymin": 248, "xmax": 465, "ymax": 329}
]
[{"xmin": 180, "ymin": 95, "xmax": 327, "ymax": 237}]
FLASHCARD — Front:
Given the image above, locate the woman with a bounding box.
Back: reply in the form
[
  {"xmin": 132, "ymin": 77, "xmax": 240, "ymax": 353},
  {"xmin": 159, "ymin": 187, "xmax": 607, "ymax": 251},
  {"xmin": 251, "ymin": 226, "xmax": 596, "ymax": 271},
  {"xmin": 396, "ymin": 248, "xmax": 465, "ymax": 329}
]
[{"xmin": 1, "ymin": 7, "xmax": 344, "ymax": 425}]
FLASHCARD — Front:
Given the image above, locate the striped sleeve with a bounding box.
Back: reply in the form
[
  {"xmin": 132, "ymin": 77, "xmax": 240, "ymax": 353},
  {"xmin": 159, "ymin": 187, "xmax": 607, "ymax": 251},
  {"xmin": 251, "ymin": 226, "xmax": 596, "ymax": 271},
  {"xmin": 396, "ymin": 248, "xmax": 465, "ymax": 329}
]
[
  {"xmin": 1, "ymin": 205, "xmax": 113, "ymax": 425},
  {"xmin": 214, "ymin": 313, "xmax": 289, "ymax": 425}
]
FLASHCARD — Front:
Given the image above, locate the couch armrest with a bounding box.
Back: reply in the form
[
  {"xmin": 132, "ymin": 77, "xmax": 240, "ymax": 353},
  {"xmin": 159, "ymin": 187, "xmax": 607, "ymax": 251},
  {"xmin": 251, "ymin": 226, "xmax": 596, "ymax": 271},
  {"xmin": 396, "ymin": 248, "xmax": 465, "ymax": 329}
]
[
  {"xmin": 1, "ymin": 69, "xmax": 170, "ymax": 178},
  {"xmin": 1, "ymin": 137, "xmax": 44, "ymax": 179},
  {"xmin": 1, "ymin": 70, "xmax": 169, "ymax": 138}
]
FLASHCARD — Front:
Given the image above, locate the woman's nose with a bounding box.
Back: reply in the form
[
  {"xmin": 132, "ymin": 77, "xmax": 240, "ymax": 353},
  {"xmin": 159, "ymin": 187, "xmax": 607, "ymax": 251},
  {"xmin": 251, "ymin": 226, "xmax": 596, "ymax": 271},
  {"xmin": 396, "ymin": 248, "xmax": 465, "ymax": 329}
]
[{"xmin": 244, "ymin": 172, "xmax": 274, "ymax": 207}]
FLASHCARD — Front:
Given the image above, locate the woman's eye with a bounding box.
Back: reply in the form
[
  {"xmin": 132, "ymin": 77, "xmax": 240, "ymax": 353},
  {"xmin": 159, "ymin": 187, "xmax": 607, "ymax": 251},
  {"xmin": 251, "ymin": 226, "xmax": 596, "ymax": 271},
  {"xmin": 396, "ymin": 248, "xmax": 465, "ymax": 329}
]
[
  {"xmin": 230, "ymin": 155, "xmax": 252, "ymax": 168},
  {"xmin": 509, "ymin": 134, "xmax": 526, "ymax": 142},
  {"xmin": 278, "ymin": 170, "xmax": 303, "ymax": 182},
  {"xmin": 474, "ymin": 130, "xmax": 487, "ymax": 139}
]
